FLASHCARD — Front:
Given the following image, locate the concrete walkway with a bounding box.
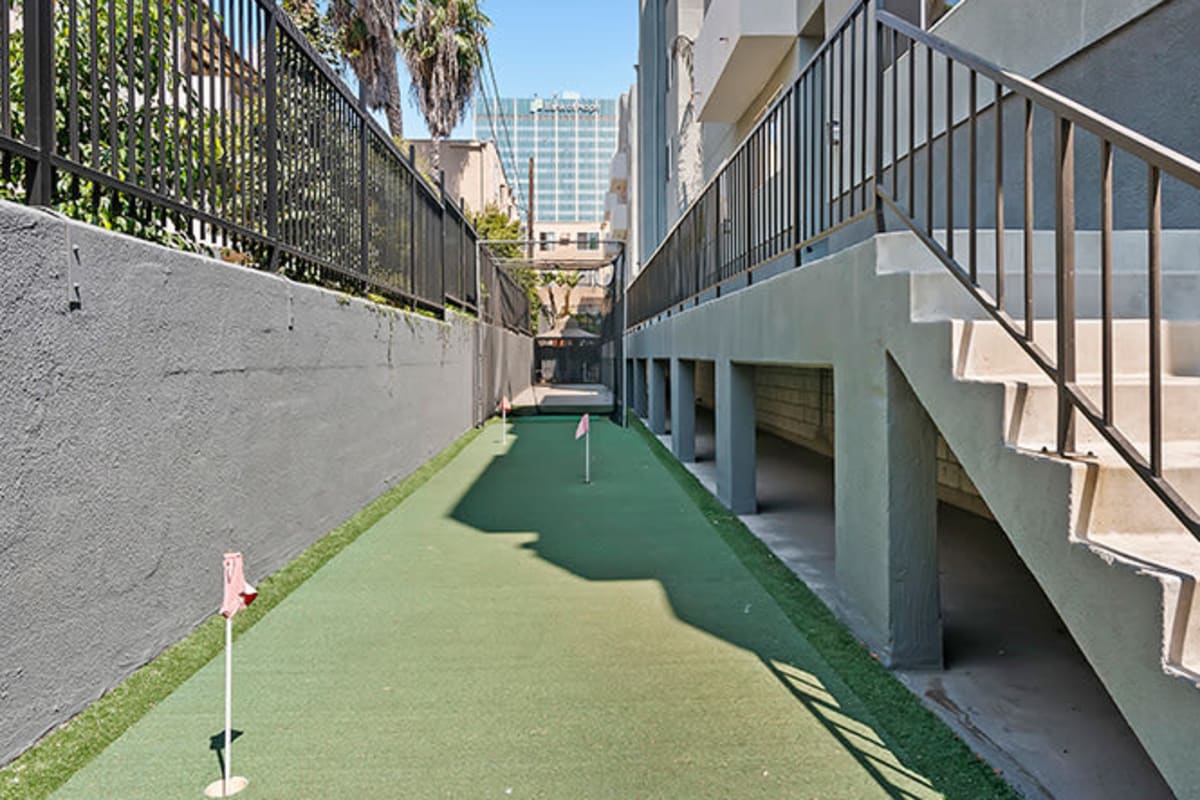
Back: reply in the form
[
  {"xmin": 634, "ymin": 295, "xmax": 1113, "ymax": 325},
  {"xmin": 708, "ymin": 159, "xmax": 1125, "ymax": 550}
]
[
  {"xmin": 52, "ymin": 418, "xmax": 963, "ymax": 799},
  {"xmin": 512, "ymin": 383, "xmax": 614, "ymax": 414},
  {"xmin": 667, "ymin": 407, "xmax": 1172, "ymax": 800}
]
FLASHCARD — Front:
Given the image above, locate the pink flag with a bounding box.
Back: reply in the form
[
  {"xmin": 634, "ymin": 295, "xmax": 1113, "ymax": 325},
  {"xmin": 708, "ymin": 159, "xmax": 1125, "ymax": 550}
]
[
  {"xmin": 575, "ymin": 413, "xmax": 590, "ymax": 440},
  {"xmin": 221, "ymin": 552, "xmax": 257, "ymax": 619},
  {"xmin": 500, "ymin": 396, "xmax": 511, "ymax": 413}
]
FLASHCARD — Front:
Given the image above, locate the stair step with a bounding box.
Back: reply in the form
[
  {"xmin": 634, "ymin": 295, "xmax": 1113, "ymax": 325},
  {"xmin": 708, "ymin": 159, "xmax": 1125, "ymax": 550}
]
[
  {"xmin": 988, "ymin": 375, "xmax": 1200, "ymax": 448},
  {"xmin": 1086, "ymin": 531, "xmax": 1200, "ymax": 676},
  {"xmin": 1015, "ymin": 439, "xmax": 1200, "ymax": 535},
  {"xmin": 955, "ymin": 319, "xmax": 1200, "ymax": 378},
  {"xmin": 908, "ymin": 270, "xmax": 1200, "ymax": 322},
  {"xmin": 879, "ymin": 229, "xmax": 1200, "ymax": 275}
]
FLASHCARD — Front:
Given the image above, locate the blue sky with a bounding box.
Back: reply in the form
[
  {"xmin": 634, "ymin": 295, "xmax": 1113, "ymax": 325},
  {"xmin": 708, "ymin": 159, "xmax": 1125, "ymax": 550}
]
[{"xmin": 400, "ymin": 0, "xmax": 639, "ymax": 140}]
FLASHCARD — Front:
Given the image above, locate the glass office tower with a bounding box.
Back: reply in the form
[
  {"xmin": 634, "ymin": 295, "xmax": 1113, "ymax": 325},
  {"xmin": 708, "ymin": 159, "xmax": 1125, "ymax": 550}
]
[{"xmin": 474, "ymin": 92, "xmax": 619, "ymax": 225}]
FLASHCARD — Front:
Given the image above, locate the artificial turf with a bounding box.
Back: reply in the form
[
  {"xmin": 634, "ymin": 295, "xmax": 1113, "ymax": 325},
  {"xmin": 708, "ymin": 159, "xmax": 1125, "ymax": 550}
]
[{"xmin": 36, "ymin": 416, "xmax": 1013, "ymax": 798}]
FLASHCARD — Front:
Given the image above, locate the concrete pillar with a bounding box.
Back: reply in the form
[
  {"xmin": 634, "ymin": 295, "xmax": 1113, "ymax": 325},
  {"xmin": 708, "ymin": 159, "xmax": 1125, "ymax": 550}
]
[
  {"xmin": 670, "ymin": 358, "xmax": 696, "ymax": 462},
  {"xmin": 648, "ymin": 359, "xmax": 668, "ymax": 434},
  {"xmin": 834, "ymin": 354, "xmax": 942, "ymax": 669},
  {"xmin": 715, "ymin": 360, "xmax": 756, "ymax": 514},
  {"xmin": 625, "ymin": 359, "xmax": 636, "ymax": 415},
  {"xmin": 633, "ymin": 358, "xmax": 648, "ymax": 417}
]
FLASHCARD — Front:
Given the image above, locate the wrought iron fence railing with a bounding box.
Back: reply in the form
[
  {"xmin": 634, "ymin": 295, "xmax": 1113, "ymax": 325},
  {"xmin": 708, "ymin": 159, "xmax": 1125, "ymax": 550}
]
[
  {"xmin": 627, "ymin": 0, "xmax": 877, "ymax": 327},
  {"xmin": 627, "ymin": 0, "xmax": 1200, "ymax": 539},
  {"xmin": 1, "ymin": 0, "xmax": 530, "ymax": 333}
]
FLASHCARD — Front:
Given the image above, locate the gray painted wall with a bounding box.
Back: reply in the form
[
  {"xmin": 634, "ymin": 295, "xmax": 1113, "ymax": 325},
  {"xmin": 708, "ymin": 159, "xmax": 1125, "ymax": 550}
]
[{"xmin": 0, "ymin": 202, "xmax": 533, "ymax": 763}]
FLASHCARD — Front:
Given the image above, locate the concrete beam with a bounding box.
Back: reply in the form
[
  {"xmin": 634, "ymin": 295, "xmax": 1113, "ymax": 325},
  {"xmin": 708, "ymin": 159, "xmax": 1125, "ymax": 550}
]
[
  {"xmin": 671, "ymin": 358, "xmax": 696, "ymax": 462},
  {"xmin": 648, "ymin": 358, "xmax": 668, "ymax": 434},
  {"xmin": 716, "ymin": 360, "xmax": 756, "ymax": 514}
]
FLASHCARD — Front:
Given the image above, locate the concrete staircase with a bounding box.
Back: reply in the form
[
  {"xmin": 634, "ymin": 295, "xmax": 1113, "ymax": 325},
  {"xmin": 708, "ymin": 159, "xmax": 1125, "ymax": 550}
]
[
  {"xmin": 881, "ymin": 230, "xmax": 1200, "ymax": 793},
  {"xmin": 952, "ymin": 318, "xmax": 1200, "ymax": 677}
]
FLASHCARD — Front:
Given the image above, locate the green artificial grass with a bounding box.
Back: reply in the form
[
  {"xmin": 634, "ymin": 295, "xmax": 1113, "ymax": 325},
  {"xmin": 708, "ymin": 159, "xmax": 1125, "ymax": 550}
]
[
  {"xmin": 629, "ymin": 416, "xmax": 1017, "ymax": 799},
  {"xmin": 0, "ymin": 423, "xmax": 487, "ymax": 800},
  {"xmin": 25, "ymin": 416, "xmax": 1020, "ymax": 798}
]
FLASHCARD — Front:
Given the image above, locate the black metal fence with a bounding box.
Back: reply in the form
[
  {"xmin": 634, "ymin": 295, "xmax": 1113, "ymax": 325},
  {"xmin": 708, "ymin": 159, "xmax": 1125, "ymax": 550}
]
[
  {"xmin": 628, "ymin": 0, "xmax": 1200, "ymax": 539},
  {"xmin": 477, "ymin": 244, "xmax": 531, "ymax": 335},
  {"xmin": 627, "ymin": 0, "xmax": 876, "ymax": 327},
  {"xmin": 1, "ymin": 0, "xmax": 529, "ymax": 331}
]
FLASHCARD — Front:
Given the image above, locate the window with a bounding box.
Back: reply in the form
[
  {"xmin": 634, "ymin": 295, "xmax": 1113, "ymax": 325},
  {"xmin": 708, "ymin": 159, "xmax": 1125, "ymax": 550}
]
[
  {"xmin": 539, "ymin": 232, "xmax": 550, "ymax": 252},
  {"xmin": 577, "ymin": 232, "xmax": 588, "ymax": 249},
  {"xmin": 588, "ymin": 232, "xmax": 600, "ymax": 251}
]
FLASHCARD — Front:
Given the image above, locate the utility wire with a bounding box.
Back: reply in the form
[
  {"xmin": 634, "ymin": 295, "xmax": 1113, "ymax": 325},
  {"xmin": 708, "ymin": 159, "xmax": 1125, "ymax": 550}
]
[{"xmin": 477, "ymin": 41, "xmax": 525, "ymax": 213}]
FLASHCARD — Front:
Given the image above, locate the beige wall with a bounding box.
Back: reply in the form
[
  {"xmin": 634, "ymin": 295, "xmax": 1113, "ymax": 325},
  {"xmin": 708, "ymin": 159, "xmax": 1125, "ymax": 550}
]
[{"xmin": 411, "ymin": 139, "xmax": 516, "ymax": 220}]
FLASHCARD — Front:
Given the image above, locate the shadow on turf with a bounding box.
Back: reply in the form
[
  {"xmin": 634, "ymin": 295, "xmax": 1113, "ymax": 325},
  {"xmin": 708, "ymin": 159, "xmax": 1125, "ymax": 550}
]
[
  {"xmin": 449, "ymin": 418, "xmax": 939, "ymax": 800},
  {"xmin": 208, "ymin": 729, "xmax": 243, "ymax": 780}
]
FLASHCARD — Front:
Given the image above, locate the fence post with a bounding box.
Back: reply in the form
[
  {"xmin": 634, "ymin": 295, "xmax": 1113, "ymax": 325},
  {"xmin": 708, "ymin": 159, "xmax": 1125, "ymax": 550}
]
[
  {"xmin": 359, "ymin": 98, "xmax": 369, "ymax": 282},
  {"xmin": 459, "ymin": 196, "xmax": 467, "ymax": 306},
  {"xmin": 873, "ymin": 1, "xmax": 886, "ymax": 232},
  {"xmin": 793, "ymin": 85, "xmax": 803, "ymax": 264},
  {"xmin": 264, "ymin": 9, "xmax": 279, "ymax": 267},
  {"xmin": 438, "ymin": 168, "xmax": 446, "ymax": 314},
  {"xmin": 1054, "ymin": 116, "xmax": 1076, "ymax": 455},
  {"xmin": 23, "ymin": 0, "xmax": 55, "ymax": 205},
  {"xmin": 408, "ymin": 145, "xmax": 417, "ymax": 301}
]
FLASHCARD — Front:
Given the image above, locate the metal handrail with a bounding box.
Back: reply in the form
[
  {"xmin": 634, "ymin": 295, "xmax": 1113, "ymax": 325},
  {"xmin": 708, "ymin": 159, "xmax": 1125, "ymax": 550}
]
[
  {"xmin": 629, "ymin": 0, "xmax": 871, "ymax": 278},
  {"xmin": 627, "ymin": 3, "xmax": 1200, "ymax": 540},
  {"xmin": 876, "ymin": 11, "xmax": 1200, "ymax": 190},
  {"xmin": 627, "ymin": 0, "xmax": 875, "ymax": 327},
  {"xmin": 874, "ymin": 11, "xmax": 1200, "ymax": 538}
]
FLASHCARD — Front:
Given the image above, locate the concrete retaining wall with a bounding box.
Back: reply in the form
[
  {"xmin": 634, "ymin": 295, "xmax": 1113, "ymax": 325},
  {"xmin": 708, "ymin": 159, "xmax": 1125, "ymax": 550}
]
[{"xmin": 0, "ymin": 202, "xmax": 533, "ymax": 764}]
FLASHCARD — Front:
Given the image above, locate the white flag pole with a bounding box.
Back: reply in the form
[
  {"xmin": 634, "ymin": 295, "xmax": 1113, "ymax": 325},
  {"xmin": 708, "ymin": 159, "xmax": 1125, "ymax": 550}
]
[
  {"xmin": 585, "ymin": 424, "xmax": 590, "ymax": 484},
  {"xmin": 207, "ymin": 557, "xmax": 249, "ymax": 798},
  {"xmin": 224, "ymin": 615, "xmax": 232, "ymax": 797}
]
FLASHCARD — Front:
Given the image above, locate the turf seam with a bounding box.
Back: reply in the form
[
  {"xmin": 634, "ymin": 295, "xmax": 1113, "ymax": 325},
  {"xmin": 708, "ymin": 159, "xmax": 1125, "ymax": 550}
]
[
  {"xmin": 629, "ymin": 416, "xmax": 1018, "ymax": 799},
  {"xmin": 0, "ymin": 421, "xmax": 491, "ymax": 800}
]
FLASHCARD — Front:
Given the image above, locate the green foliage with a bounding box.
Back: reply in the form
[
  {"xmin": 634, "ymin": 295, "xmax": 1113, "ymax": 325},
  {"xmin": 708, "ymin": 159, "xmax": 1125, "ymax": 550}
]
[
  {"xmin": 2, "ymin": 0, "xmax": 224, "ymax": 250},
  {"xmin": 280, "ymin": 0, "xmax": 341, "ymax": 66},
  {"xmin": 328, "ymin": 0, "xmax": 406, "ymax": 137},
  {"xmin": 469, "ymin": 202, "xmax": 521, "ymax": 258},
  {"xmin": 398, "ymin": 0, "xmax": 489, "ymax": 167}
]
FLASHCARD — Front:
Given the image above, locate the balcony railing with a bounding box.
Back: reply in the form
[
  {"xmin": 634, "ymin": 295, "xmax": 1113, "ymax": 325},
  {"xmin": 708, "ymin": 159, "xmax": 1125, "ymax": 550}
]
[
  {"xmin": 628, "ymin": 0, "xmax": 1200, "ymax": 540},
  {"xmin": 0, "ymin": 0, "xmax": 530, "ymax": 335}
]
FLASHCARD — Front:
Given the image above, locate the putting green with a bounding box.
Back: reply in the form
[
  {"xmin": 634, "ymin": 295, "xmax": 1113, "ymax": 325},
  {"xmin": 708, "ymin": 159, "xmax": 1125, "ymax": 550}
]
[{"xmin": 53, "ymin": 418, "xmax": 947, "ymax": 799}]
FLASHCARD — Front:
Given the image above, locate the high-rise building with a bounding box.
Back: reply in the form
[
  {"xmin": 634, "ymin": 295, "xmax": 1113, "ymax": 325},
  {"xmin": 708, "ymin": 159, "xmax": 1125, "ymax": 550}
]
[{"xmin": 473, "ymin": 91, "xmax": 619, "ymax": 226}]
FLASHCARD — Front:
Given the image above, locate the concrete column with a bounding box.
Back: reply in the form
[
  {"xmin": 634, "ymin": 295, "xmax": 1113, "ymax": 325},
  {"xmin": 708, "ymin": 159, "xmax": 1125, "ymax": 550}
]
[
  {"xmin": 648, "ymin": 359, "xmax": 668, "ymax": 434},
  {"xmin": 625, "ymin": 359, "xmax": 636, "ymax": 415},
  {"xmin": 670, "ymin": 358, "xmax": 696, "ymax": 462},
  {"xmin": 633, "ymin": 358, "xmax": 648, "ymax": 417},
  {"xmin": 834, "ymin": 354, "xmax": 942, "ymax": 669},
  {"xmin": 715, "ymin": 360, "xmax": 756, "ymax": 514}
]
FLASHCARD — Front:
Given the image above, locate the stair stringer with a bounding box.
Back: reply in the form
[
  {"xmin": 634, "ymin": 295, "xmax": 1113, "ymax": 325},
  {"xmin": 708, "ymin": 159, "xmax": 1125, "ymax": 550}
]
[{"xmin": 872, "ymin": 264, "xmax": 1200, "ymax": 798}]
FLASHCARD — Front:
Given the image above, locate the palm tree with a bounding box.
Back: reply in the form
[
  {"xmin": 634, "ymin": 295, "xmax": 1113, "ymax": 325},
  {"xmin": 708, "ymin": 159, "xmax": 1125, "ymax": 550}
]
[
  {"xmin": 330, "ymin": 0, "xmax": 406, "ymax": 139},
  {"xmin": 399, "ymin": 0, "xmax": 490, "ymax": 172}
]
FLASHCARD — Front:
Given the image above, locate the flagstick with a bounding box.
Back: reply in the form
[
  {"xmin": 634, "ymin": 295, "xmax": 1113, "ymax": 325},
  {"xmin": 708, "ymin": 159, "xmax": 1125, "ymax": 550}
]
[
  {"xmin": 585, "ymin": 426, "xmax": 590, "ymax": 484},
  {"xmin": 502, "ymin": 404, "xmax": 507, "ymax": 445},
  {"xmin": 224, "ymin": 616, "xmax": 232, "ymax": 797}
]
